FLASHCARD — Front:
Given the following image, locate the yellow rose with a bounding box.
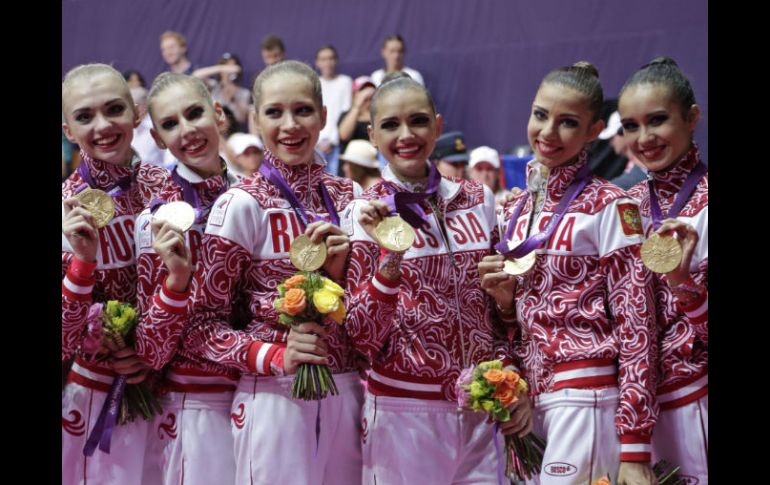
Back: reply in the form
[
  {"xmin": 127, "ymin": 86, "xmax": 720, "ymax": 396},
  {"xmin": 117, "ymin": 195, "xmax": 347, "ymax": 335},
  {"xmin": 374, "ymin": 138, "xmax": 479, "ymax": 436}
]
[
  {"xmin": 321, "ymin": 278, "xmax": 345, "ymax": 297},
  {"xmin": 329, "ymin": 299, "xmax": 346, "ymax": 324},
  {"xmin": 313, "ymin": 289, "xmax": 340, "ymax": 314}
]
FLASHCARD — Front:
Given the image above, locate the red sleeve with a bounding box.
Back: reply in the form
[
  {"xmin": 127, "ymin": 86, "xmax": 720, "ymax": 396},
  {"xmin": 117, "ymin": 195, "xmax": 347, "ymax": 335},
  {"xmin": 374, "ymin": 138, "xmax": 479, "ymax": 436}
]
[
  {"xmin": 183, "ymin": 234, "xmax": 283, "ymax": 375},
  {"xmin": 344, "ymin": 240, "xmax": 400, "ymax": 362},
  {"xmin": 603, "ymin": 244, "xmax": 658, "ymax": 462},
  {"xmin": 133, "ymin": 250, "xmax": 191, "ymax": 370},
  {"xmin": 61, "ymin": 255, "xmax": 96, "ymax": 361}
]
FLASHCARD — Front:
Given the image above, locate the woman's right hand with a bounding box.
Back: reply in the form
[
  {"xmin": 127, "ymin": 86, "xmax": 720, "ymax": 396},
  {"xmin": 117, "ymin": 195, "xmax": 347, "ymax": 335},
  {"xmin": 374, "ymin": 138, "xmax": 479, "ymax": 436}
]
[
  {"xmin": 358, "ymin": 199, "xmax": 392, "ymax": 244},
  {"xmin": 151, "ymin": 220, "xmax": 193, "ymax": 292},
  {"xmin": 478, "ymin": 254, "xmax": 517, "ymax": 311},
  {"xmin": 283, "ymin": 322, "xmax": 329, "ymax": 375},
  {"xmin": 62, "ymin": 198, "xmax": 99, "ymax": 263}
]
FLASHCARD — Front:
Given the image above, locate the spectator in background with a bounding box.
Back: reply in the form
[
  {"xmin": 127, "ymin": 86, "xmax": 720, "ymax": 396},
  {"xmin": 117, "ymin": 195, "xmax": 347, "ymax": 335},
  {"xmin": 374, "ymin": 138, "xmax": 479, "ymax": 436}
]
[
  {"xmin": 160, "ymin": 30, "xmax": 195, "ymax": 75},
  {"xmin": 193, "ymin": 52, "xmax": 252, "ymax": 129},
  {"xmin": 130, "ymin": 85, "xmax": 177, "ymax": 169},
  {"xmin": 431, "ymin": 131, "xmax": 469, "ymax": 179},
  {"xmin": 469, "ymin": 145, "xmax": 511, "ymax": 207},
  {"xmin": 339, "ymin": 139, "xmax": 381, "ymax": 190},
  {"xmin": 370, "ymin": 34, "xmax": 424, "ymax": 86},
  {"xmin": 338, "ymin": 76, "xmax": 375, "ymax": 158},
  {"xmin": 226, "ymin": 132, "xmax": 264, "ymax": 177},
  {"xmin": 260, "ymin": 34, "xmax": 285, "ymax": 67},
  {"xmin": 62, "ymin": 125, "xmax": 74, "ymax": 180},
  {"xmin": 123, "ymin": 69, "xmax": 147, "ymax": 89},
  {"xmin": 587, "ymin": 98, "xmax": 628, "ymax": 179},
  {"xmin": 602, "ymin": 111, "xmax": 648, "ymax": 190},
  {"xmin": 315, "ymin": 44, "xmax": 352, "ymax": 176}
]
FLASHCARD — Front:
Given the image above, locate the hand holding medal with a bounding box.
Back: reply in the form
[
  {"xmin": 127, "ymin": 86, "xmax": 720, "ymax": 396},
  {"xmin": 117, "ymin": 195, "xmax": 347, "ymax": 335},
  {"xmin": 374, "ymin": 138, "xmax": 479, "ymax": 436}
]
[
  {"xmin": 62, "ymin": 197, "xmax": 101, "ymax": 263},
  {"xmin": 359, "ymin": 199, "xmax": 416, "ymax": 253},
  {"xmin": 643, "ymin": 218, "xmax": 700, "ymax": 286},
  {"xmin": 150, "ymin": 218, "xmax": 193, "ymax": 293}
]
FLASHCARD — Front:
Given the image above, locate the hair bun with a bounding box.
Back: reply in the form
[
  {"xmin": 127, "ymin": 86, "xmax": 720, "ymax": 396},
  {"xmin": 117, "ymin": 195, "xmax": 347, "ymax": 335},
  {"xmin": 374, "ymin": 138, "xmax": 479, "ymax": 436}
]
[
  {"xmin": 571, "ymin": 61, "xmax": 599, "ymax": 79},
  {"xmin": 644, "ymin": 56, "xmax": 678, "ymax": 69}
]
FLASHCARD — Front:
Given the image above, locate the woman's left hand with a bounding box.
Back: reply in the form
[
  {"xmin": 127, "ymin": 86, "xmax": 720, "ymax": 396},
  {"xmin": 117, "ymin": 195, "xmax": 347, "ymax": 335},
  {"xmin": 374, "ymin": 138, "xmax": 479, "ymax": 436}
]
[
  {"xmin": 617, "ymin": 461, "xmax": 658, "ymax": 485},
  {"xmin": 305, "ymin": 220, "xmax": 350, "ymax": 282},
  {"xmin": 656, "ymin": 218, "xmax": 699, "ymax": 287}
]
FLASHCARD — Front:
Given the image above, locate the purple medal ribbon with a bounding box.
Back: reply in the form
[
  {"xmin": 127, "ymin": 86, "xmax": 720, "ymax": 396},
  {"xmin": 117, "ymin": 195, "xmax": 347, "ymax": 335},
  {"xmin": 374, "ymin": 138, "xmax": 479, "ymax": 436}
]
[
  {"xmin": 495, "ymin": 164, "xmax": 593, "ymax": 257},
  {"xmin": 648, "ymin": 161, "xmax": 707, "ymax": 230},
  {"xmin": 82, "ymin": 374, "xmax": 128, "ymax": 456},
  {"xmin": 258, "ymin": 155, "xmax": 340, "ymax": 229},
  {"xmin": 76, "ymin": 159, "xmax": 132, "ymax": 197},
  {"xmin": 150, "ymin": 164, "xmax": 230, "ymax": 222},
  {"xmin": 381, "ymin": 162, "xmax": 442, "ymax": 230}
]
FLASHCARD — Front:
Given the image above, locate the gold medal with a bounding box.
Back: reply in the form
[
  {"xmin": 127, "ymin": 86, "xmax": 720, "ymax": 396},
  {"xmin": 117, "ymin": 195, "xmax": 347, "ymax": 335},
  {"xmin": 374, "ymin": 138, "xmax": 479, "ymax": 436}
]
[
  {"xmin": 503, "ymin": 251, "xmax": 537, "ymax": 276},
  {"xmin": 74, "ymin": 188, "xmax": 115, "ymax": 228},
  {"xmin": 289, "ymin": 234, "xmax": 327, "ymax": 271},
  {"xmin": 640, "ymin": 232, "xmax": 683, "ymax": 273},
  {"xmin": 373, "ymin": 216, "xmax": 416, "ymax": 252},
  {"xmin": 154, "ymin": 201, "xmax": 196, "ymax": 232}
]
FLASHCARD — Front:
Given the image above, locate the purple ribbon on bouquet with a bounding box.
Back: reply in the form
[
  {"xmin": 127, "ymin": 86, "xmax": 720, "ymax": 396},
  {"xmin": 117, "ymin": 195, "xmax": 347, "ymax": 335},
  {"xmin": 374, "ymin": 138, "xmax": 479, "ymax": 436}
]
[
  {"xmin": 258, "ymin": 155, "xmax": 339, "ymax": 228},
  {"xmin": 380, "ymin": 161, "xmax": 441, "ymax": 230},
  {"xmin": 149, "ymin": 164, "xmax": 230, "ymax": 223},
  {"xmin": 495, "ymin": 164, "xmax": 593, "ymax": 258},
  {"xmin": 83, "ymin": 374, "xmax": 128, "ymax": 456},
  {"xmin": 493, "ymin": 422, "xmax": 504, "ymax": 485},
  {"xmin": 75, "ymin": 160, "xmax": 133, "ymax": 197},
  {"xmin": 648, "ymin": 161, "xmax": 706, "ymax": 230}
]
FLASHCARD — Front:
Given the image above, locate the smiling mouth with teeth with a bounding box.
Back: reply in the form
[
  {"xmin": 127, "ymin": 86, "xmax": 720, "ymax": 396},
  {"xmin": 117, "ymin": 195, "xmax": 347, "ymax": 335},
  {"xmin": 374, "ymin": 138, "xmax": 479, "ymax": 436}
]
[
  {"xmin": 280, "ymin": 139, "xmax": 304, "ymax": 146},
  {"xmin": 185, "ymin": 140, "xmax": 207, "ymax": 152},
  {"xmin": 93, "ymin": 135, "xmax": 120, "ymax": 146}
]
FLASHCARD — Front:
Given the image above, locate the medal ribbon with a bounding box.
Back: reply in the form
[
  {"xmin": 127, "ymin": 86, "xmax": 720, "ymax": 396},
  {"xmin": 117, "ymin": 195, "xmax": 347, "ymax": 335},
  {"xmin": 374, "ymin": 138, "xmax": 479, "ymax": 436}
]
[
  {"xmin": 495, "ymin": 164, "xmax": 593, "ymax": 257},
  {"xmin": 76, "ymin": 152, "xmax": 133, "ymax": 197},
  {"xmin": 381, "ymin": 161, "xmax": 442, "ymax": 230},
  {"xmin": 648, "ymin": 161, "xmax": 707, "ymax": 230},
  {"xmin": 259, "ymin": 151, "xmax": 339, "ymax": 229},
  {"xmin": 82, "ymin": 374, "xmax": 128, "ymax": 456}
]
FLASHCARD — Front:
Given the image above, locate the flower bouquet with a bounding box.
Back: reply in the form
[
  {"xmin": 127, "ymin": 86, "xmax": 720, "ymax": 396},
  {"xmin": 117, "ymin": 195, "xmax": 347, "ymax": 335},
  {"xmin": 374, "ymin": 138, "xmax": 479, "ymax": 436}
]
[
  {"xmin": 82, "ymin": 300, "xmax": 162, "ymax": 455},
  {"xmin": 456, "ymin": 360, "xmax": 546, "ymax": 482},
  {"xmin": 274, "ymin": 272, "xmax": 346, "ymax": 400}
]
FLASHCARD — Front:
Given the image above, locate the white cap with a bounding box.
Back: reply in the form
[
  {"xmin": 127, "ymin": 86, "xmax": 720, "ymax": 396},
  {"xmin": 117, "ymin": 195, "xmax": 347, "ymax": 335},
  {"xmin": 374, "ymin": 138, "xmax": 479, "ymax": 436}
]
[
  {"xmin": 469, "ymin": 146, "xmax": 500, "ymax": 169},
  {"xmin": 227, "ymin": 133, "xmax": 263, "ymax": 156},
  {"xmin": 339, "ymin": 140, "xmax": 380, "ymax": 169},
  {"xmin": 599, "ymin": 111, "xmax": 622, "ymax": 140}
]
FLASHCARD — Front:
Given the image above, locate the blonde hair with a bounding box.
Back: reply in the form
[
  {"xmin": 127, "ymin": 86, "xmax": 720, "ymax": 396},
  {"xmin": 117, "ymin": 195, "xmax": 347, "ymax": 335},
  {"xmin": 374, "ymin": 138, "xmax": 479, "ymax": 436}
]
[
  {"xmin": 160, "ymin": 30, "xmax": 187, "ymax": 48},
  {"xmin": 62, "ymin": 63, "xmax": 133, "ymax": 114},
  {"xmin": 147, "ymin": 72, "xmax": 214, "ymax": 120},
  {"xmin": 251, "ymin": 60, "xmax": 322, "ymax": 110}
]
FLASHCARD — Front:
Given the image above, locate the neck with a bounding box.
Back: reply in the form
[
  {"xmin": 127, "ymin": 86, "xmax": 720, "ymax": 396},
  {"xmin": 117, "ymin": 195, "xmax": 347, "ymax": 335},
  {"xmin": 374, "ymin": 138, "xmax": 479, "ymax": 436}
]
[
  {"xmin": 188, "ymin": 157, "xmax": 224, "ymax": 180},
  {"xmin": 391, "ymin": 164, "xmax": 428, "ymax": 186},
  {"xmin": 171, "ymin": 58, "xmax": 190, "ymax": 73},
  {"xmin": 321, "ymin": 72, "xmax": 336, "ymax": 80}
]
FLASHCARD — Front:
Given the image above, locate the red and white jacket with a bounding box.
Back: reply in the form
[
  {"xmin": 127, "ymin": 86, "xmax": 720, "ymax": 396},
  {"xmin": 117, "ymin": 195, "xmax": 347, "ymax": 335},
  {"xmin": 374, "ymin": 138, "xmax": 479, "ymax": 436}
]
[
  {"xmin": 627, "ymin": 146, "xmax": 708, "ymax": 411},
  {"xmin": 503, "ymin": 157, "xmax": 658, "ymax": 462},
  {"xmin": 61, "ymin": 152, "xmax": 167, "ymax": 375},
  {"xmin": 185, "ymin": 153, "xmax": 363, "ymax": 376},
  {"xmin": 133, "ymin": 162, "xmax": 242, "ymax": 393},
  {"xmin": 345, "ymin": 163, "xmax": 513, "ymax": 402}
]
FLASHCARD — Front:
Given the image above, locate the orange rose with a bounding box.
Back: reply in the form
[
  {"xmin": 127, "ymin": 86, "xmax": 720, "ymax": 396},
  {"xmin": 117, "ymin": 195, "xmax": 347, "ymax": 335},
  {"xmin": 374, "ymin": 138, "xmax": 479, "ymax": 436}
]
[
  {"xmin": 493, "ymin": 384, "xmax": 518, "ymax": 407},
  {"xmin": 503, "ymin": 369, "xmax": 520, "ymax": 390},
  {"xmin": 284, "ymin": 275, "xmax": 307, "ymax": 289},
  {"xmin": 283, "ymin": 288, "xmax": 307, "ymax": 316},
  {"xmin": 592, "ymin": 477, "xmax": 611, "ymax": 485},
  {"xmin": 484, "ymin": 369, "xmax": 505, "ymax": 385}
]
